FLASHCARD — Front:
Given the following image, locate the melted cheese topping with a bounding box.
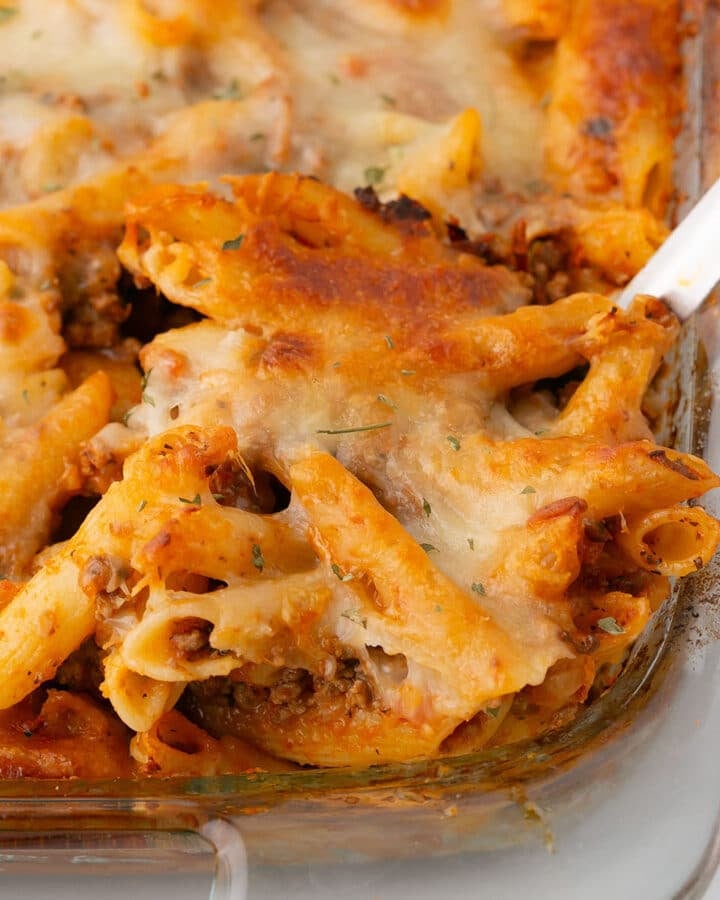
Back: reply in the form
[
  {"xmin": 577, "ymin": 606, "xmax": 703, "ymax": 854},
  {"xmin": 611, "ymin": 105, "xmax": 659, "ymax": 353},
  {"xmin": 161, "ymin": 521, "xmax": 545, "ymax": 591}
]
[
  {"xmin": 0, "ymin": 0, "xmax": 544, "ymax": 208},
  {"xmin": 0, "ymin": 0, "xmax": 699, "ymax": 774}
]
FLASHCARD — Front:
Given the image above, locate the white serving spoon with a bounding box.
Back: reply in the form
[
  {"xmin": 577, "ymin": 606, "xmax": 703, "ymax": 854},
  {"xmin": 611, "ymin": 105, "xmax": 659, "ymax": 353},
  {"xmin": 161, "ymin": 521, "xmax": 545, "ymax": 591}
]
[{"xmin": 617, "ymin": 177, "xmax": 720, "ymax": 316}]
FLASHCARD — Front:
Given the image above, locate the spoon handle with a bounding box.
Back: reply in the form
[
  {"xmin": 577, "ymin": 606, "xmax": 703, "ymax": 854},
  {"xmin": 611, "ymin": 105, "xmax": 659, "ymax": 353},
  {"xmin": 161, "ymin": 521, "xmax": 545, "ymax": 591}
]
[{"xmin": 617, "ymin": 177, "xmax": 720, "ymax": 318}]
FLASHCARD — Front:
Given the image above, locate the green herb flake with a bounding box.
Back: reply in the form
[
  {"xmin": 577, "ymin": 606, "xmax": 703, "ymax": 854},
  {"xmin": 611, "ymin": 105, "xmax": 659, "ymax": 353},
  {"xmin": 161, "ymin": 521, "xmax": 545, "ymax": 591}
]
[
  {"xmin": 213, "ymin": 78, "xmax": 241, "ymax": 100},
  {"xmin": 384, "ymin": 334, "xmax": 395, "ymax": 349},
  {"xmin": 400, "ymin": 369, "xmax": 415, "ymax": 376},
  {"xmin": 447, "ymin": 435, "xmax": 461, "ymax": 452},
  {"xmin": 0, "ymin": 8, "xmax": 18, "ymax": 23},
  {"xmin": 252, "ymin": 543, "xmax": 265, "ymax": 572},
  {"xmin": 520, "ymin": 485, "xmax": 536, "ymax": 495},
  {"xmin": 341, "ymin": 608, "xmax": 367, "ymax": 628},
  {"xmin": 21, "ymin": 388, "xmax": 29, "ymax": 404},
  {"xmin": 222, "ymin": 234, "xmax": 245, "ymax": 251},
  {"xmin": 212, "ymin": 493, "xmax": 225, "ymax": 502},
  {"xmin": 597, "ymin": 616, "xmax": 625, "ymax": 635},
  {"xmin": 434, "ymin": 604, "xmax": 443, "ymax": 613},
  {"xmin": 250, "ymin": 132, "xmax": 265, "ymax": 141},
  {"xmin": 331, "ymin": 361, "xmax": 341, "ymax": 368},
  {"xmin": 179, "ymin": 493, "xmax": 201, "ymax": 506},
  {"xmin": 192, "ymin": 277, "xmax": 212, "ymax": 289},
  {"xmin": 316, "ymin": 422, "xmax": 391, "ymax": 435},
  {"xmin": 328, "ymin": 72, "xmax": 340, "ymax": 85},
  {"xmin": 137, "ymin": 499, "xmax": 147, "ymax": 512},
  {"xmin": 422, "ymin": 498, "xmax": 432, "ymax": 517},
  {"xmin": 42, "ymin": 183, "xmax": 63, "ymax": 193},
  {"xmin": 377, "ymin": 393, "xmax": 397, "ymax": 410},
  {"xmin": 364, "ymin": 166, "xmax": 386, "ymax": 186},
  {"xmin": 420, "ymin": 542, "xmax": 437, "ymax": 553},
  {"xmin": 467, "ymin": 538, "xmax": 475, "ymax": 551},
  {"xmin": 471, "ymin": 582, "xmax": 486, "ymax": 596},
  {"xmin": 485, "ymin": 706, "xmax": 500, "ymax": 719},
  {"xmin": 524, "ymin": 179, "xmax": 546, "ymax": 196},
  {"xmin": 380, "ymin": 93, "xmax": 396, "ymax": 107},
  {"xmin": 121, "ymin": 409, "xmax": 133, "ymax": 426},
  {"xmin": 331, "ymin": 563, "xmax": 354, "ymax": 583}
]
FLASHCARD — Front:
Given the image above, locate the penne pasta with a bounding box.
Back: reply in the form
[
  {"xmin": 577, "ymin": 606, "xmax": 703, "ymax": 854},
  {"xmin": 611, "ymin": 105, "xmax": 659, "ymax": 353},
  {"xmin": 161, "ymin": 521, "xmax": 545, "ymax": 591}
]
[{"xmin": 0, "ymin": 3, "xmax": 710, "ymax": 777}]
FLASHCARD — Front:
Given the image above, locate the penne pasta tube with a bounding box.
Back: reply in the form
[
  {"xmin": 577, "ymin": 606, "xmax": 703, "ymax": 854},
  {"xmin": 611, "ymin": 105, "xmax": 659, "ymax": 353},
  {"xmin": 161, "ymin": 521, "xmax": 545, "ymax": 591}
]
[
  {"xmin": 130, "ymin": 709, "xmax": 294, "ymax": 776},
  {"xmin": 0, "ymin": 556, "xmax": 94, "ymax": 709},
  {"xmin": 618, "ymin": 506, "xmax": 720, "ymax": 577},
  {"xmin": 0, "ymin": 371, "xmax": 114, "ymax": 575},
  {"xmin": 102, "ymin": 648, "xmax": 185, "ymax": 734},
  {"xmin": 120, "ymin": 571, "xmax": 333, "ymax": 683}
]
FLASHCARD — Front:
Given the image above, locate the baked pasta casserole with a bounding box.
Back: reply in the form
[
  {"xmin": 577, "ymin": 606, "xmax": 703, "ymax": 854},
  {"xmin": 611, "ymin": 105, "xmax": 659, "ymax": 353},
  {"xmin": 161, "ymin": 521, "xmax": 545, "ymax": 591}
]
[{"xmin": 0, "ymin": 0, "xmax": 716, "ymax": 777}]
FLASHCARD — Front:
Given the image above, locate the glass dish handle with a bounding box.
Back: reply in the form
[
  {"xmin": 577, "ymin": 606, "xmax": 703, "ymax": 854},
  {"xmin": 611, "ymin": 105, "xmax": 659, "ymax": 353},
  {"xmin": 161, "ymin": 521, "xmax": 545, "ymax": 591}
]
[
  {"xmin": 0, "ymin": 816, "xmax": 248, "ymax": 900},
  {"xmin": 200, "ymin": 817, "xmax": 248, "ymax": 899}
]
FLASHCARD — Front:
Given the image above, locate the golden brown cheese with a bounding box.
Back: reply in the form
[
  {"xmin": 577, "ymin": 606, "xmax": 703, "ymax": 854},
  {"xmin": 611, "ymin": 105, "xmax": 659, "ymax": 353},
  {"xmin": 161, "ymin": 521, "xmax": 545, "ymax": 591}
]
[{"xmin": 546, "ymin": 0, "xmax": 681, "ymax": 214}]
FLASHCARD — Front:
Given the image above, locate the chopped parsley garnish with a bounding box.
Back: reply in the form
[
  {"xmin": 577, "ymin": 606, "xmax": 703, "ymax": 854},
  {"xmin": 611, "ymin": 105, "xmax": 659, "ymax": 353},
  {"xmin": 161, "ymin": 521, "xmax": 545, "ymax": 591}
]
[
  {"xmin": 222, "ymin": 234, "xmax": 245, "ymax": 251},
  {"xmin": 434, "ymin": 604, "xmax": 443, "ymax": 613},
  {"xmin": 252, "ymin": 543, "xmax": 265, "ymax": 572},
  {"xmin": 471, "ymin": 582, "xmax": 486, "ymax": 596},
  {"xmin": 447, "ymin": 435, "xmax": 461, "ymax": 452},
  {"xmin": 250, "ymin": 132, "xmax": 265, "ymax": 141},
  {"xmin": 364, "ymin": 166, "xmax": 386, "ymax": 186},
  {"xmin": 467, "ymin": 538, "xmax": 475, "ymax": 551},
  {"xmin": 520, "ymin": 485, "xmax": 536, "ymax": 495},
  {"xmin": 422, "ymin": 498, "xmax": 432, "ymax": 517},
  {"xmin": 0, "ymin": 8, "xmax": 18, "ymax": 23},
  {"xmin": 486, "ymin": 706, "xmax": 500, "ymax": 718},
  {"xmin": 213, "ymin": 78, "xmax": 241, "ymax": 100},
  {"xmin": 137, "ymin": 499, "xmax": 147, "ymax": 512},
  {"xmin": 377, "ymin": 393, "xmax": 397, "ymax": 410},
  {"xmin": 331, "ymin": 563, "xmax": 354, "ymax": 582},
  {"xmin": 328, "ymin": 72, "xmax": 340, "ymax": 85},
  {"xmin": 384, "ymin": 334, "xmax": 395, "ymax": 349},
  {"xmin": 316, "ymin": 422, "xmax": 391, "ymax": 435},
  {"xmin": 179, "ymin": 493, "xmax": 201, "ymax": 505},
  {"xmin": 420, "ymin": 543, "xmax": 437, "ymax": 553},
  {"xmin": 192, "ymin": 277, "xmax": 212, "ymax": 288},
  {"xmin": 42, "ymin": 183, "xmax": 63, "ymax": 193},
  {"xmin": 341, "ymin": 608, "xmax": 367, "ymax": 628},
  {"xmin": 400, "ymin": 369, "xmax": 415, "ymax": 377},
  {"xmin": 21, "ymin": 389, "xmax": 29, "ymax": 404},
  {"xmin": 380, "ymin": 93, "xmax": 396, "ymax": 107},
  {"xmin": 140, "ymin": 369, "xmax": 155, "ymax": 406},
  {"xmin": 597, "ymin": 616, "xmax": 625, "ymax": 635}
]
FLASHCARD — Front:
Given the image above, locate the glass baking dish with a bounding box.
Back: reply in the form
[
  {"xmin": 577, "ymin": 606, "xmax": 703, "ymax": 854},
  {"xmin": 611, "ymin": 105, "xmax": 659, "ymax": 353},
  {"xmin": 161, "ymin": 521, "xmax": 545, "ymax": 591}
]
[{"xmin": 2, "ymin": 6, "xmax": 720, "ymax": 899}]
